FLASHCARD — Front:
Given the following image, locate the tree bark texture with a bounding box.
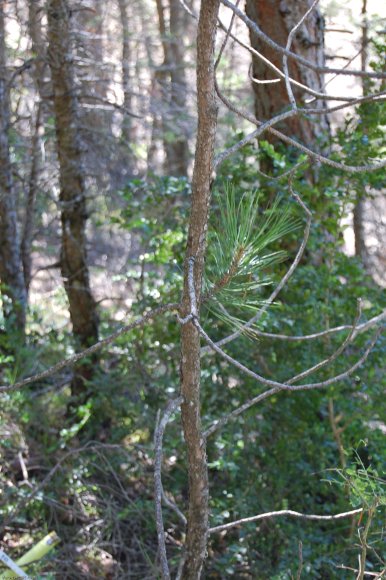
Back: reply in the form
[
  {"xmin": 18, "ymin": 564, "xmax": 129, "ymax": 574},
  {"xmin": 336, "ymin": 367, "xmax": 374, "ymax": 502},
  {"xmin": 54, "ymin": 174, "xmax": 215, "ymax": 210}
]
[
  {"xmin": 0, "ymin": 5, "xmax": 27, "ymax": 334},
  {"xmin": 47, "ymin": 0, "xmax": 99, "ymax": 395},
  {"xmin": 180, "ymin": 0, "xmax": 220, "ymax": 577},
  {"xmin": 246, "ymin": 0, "xmax": 329, "ymax": 147}
]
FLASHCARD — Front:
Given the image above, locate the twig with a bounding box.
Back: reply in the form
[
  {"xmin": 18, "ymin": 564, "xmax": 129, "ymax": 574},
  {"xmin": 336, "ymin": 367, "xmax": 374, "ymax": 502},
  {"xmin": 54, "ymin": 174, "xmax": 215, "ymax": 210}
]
[
  {"xmin": 283, "ymin": 0, "xmax": 320, "ymax": 110},
  {"xmin": 202, "ymin": 328, "xmax": 380, "ymax": 438},
  {"xmin": 177, "ymin": 260, "xmax": 383, "ymax": 439},
  {"xmin": 336, "ymin": 565, "xmax": 386, "ymax": 578},
  {"xmin": 0, "ymin": 443, "xmax": 125, "ymax": 535},
  {"xmin": 246, "ymin": 310, "xmax": 386, "ymax": 342},
  {"xmin": 161, "ymin": 488, "xmax": 187, "ymax": 527},
  {"xmin": 328, "ymin": 398, "xmax": 347, "ymax": 469},
  {"xmin": 220, "ymin": 0, "xmax": 386, "ymax": 79},
  {"xmin": 244, "ymin": 31, "xmax": 379, "ymax": 103},
  {"xmin": 215, "ymin": 0, "xmax": 240, "ymax": 71},
  {"xmin": 357, "ymin": 506, "xmax": 376, "ymax": 580},
  {"xmin": 154, "ymin": 397, "xmax": 183, "ymax": 580},
  {"xmin": 0, "ymin": 303, "xmax": 179, "ymax": 393},
  {"xmin": 296, "ymin": 540, "xmax": 303, "ymax": 580},
  {"xmin": 214, "ymin": 108, "xmax": 297, "ymax": 169},
  {"xmin": 208, "ymin": 507, "xmax": 363, "ymax": 534},
  {"xmin": 286, "ymin": 299, "xmax": 362, "ymax": 385},
  {"xmin": 215, "ymin": 77, "xmax": 386, "ymax": 174},
  {"xmin": 197, "ymin": 319, "xmax": 380, "ymax": 394}
]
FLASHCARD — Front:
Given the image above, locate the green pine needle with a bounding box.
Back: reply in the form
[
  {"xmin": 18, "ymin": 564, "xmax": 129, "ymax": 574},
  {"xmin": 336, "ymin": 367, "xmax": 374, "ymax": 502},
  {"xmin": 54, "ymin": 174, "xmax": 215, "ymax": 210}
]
[{"xmin": 204, "ymin": 184, "xmax": 300, "ymax": 334}]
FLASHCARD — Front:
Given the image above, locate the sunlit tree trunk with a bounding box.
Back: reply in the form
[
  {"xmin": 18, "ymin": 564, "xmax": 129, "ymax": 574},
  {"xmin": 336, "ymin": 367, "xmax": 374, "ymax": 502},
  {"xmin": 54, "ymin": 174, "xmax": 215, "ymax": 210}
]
[
  {"xmin": 0, "ymin": 5, "xmax": 27, "ymax": 335},
  {"xmin": 180, "ymin": 0, "xmax": 220, "ymax": 576},
  {"xmin": 47, "ymin": 0, "xmax": 99, "ymax": 397},
  {"xmin": 246, "ymin": 0, "xmax": 329, "ymax": 147}
]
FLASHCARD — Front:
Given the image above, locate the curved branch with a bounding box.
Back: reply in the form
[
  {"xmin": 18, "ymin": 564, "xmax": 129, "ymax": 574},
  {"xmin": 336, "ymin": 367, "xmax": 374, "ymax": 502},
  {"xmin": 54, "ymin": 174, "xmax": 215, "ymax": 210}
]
[
  {"xmin": 0, "ymin": 303, "xmax": 179, "ymax": 393},
  {"xmin": 209, "ymin": 507, "xmax": 363, "ymax": 534},
  {"xmin": 220, "ymin": 0, "xmax": 386, "ymax": 79},
  {"xmin": 286, "ymin": 299, "xmax": 362, "ymax": 385},
  {"xmin": 250, "ymin": 310, "xmax": 386, "ymax": 342},
  {"xmin": 215, "ymin": 79, "xmax": 386, "ymax": 174},
  {"xmin": 154, "ymin": 397, "xmax": 184, "ymax": 580},
  {"xmin": 202, "ymin": 327, "xmax": 380, "ymax": 438}
]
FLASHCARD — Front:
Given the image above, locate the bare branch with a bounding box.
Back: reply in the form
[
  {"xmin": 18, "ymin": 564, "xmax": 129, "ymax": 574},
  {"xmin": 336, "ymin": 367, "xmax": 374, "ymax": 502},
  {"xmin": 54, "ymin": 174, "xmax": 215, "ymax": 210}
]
[
  {"xmin": 283, "ymin": 0, "xmax": 320, "ymax": 110},
  {"xmin": 214, "ymin": 108, "xmax": 297, "ymax": 169},
  {"xmin": 162, "ymin": 488, "xmax": 187, "ymax": 527},
  {"xmin": 154, "ymin": 397, "xmax": 183, "ymax": 580},
  {"xmin": 220, "ymin": 0, "xmax": 386, "ymax": 79},
  {"xmin": 0, "ymin": 303, "xmax": 179, "ymax": 393},
  {"xmin": 215, "ymin": 79, "xmax": 386, "ymax": 174},
  {"xmin": 296, "ymin": 541, "xmax": 304, "ymax": 580},
  {"xmin": 209, "ymin": 507, "xmax": 363, "ymax": 534},
  {"xmin": 286, "ymin": 299, "xmax": 362, "ymax": 385},
  {"xmin": 244, "ymin": 310, "xmax": 386, "ymax": 342},
  {"xmin": 244, "ymin": 33, "xmax": 378, "ymax": 103},
  {"xmin": 336, "ymin": 565, "xmax": 385, "ymax": 578},
  {"xmin": 170, "ymin": 255, "xmax": 382, "ymax": 438},
  {"xmin": 215, "ymin": 0, "xmax": 240, "ymax": 71},
  {"xmin": 0, "ymin": 442, "xmax": 125, "ymax": 535},
  {"xmin": 202, "ymin": 329, "xmax": 380, "ymax": 438},
  {"xmin": 301, "ymin": 91, "xmax": 386, "ymax": 115}
]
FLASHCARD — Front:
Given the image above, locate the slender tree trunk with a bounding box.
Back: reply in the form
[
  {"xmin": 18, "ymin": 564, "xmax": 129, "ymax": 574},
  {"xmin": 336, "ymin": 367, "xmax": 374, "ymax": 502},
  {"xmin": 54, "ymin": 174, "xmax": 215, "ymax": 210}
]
[
  {"xmin": 118, "ymin": 0, "xmax": 133, "ymax": 146},
  {"xmin": 246, "ymin": 0, "xmax": 329, "ymax": 147},
  {"xmin": 22, "ymin": 0, "xmax": 48, "ymax": 294},
  {"xmin": 180, "ymin": 1, "xmax": 220, "ymax": 577},
  {"xmin": 168, "ymin": 0, "xmax": 189, "ymax": 175},
  {"xmin": 21, "ymin": 103, "xmax": 42, "ymax": 293},
  {"xmin": 47, "ymin": 0, "xmax": 99, "ymax": 397},
  {"xmin": 0, "ymin": 5, "xmax": 27, "ymax": 335},
  {"xmin": 353, "ymin": 0, "xmax": 369, "ymax": 265}
]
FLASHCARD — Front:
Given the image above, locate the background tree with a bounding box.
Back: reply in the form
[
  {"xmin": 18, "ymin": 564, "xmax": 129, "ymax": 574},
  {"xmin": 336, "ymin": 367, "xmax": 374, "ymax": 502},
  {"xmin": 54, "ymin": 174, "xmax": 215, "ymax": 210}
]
[
  {"xmin": 0, "ymin": 4, "xmax": 27, "ymax": 335},
  {"xmin": 246, "ymin": 0, "xmax": 330, "ymax": 147},
  {"xmin": 47, "ymin": 0, "xmax": 99, "ymax": 397}
]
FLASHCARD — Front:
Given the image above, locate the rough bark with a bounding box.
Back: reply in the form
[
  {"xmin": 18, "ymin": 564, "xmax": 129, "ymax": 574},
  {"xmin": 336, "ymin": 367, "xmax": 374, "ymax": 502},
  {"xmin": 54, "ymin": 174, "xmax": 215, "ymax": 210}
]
[
  {"xmin": 180, "ymin": 1, "xmax": 220, "ymax": 577},
  {"xmin": 47, "ymin": 0, "xmax": 99, "ymax": 396},
  {"xmin": 246, "ymin": 0, "xmax": 329, "ymax": 147},
  {"xmin": 0, "ymin": 5, "xmax": 27, "ymax": 334}
]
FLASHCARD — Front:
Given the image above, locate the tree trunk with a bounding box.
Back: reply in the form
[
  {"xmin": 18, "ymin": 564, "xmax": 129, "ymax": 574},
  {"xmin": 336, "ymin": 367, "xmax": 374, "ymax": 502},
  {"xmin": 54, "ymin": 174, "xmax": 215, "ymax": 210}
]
[
  {"xmin": 22, "ymin": 0, "xmax": 49, "ymax": 294},
  {"xmin": 21, "ymin": 103, "xmax": 42, "ymax": 294},
  {"xmin": 0, "ymin": 5, "xmax": 27, "ymax": 335},
  {"xmin": 180, "ymin": 1, "xmax": 220, "ymax": 577},
  {"xmin": 246, "ymin": 0, "xmax": 329, "ymax": 147},
  {"xmin": 155, "ymin": 0, "xmax": 189, "ymax": 176},
  {"xmin": 353, "ymin": 0, "xmax": 369, "ymax": 268},
  {"xmin": 118, "ymin": 0, "xmax": 133, "ymax": 146},
  {"xmin": 47, "ymin": 0, "xmax": 99, "ymax": 397},
  {"xmin": 168, "ymin": 0, "xmax": 189, "ymax": 175}
]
